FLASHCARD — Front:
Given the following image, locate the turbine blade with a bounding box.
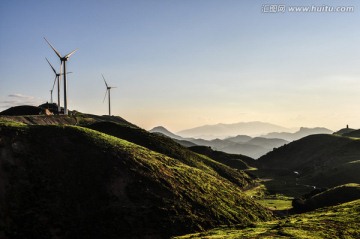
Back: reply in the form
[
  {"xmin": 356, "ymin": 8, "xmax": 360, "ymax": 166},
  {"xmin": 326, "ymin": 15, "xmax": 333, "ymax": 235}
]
[
  {"xmin": 65, "ymin": 49, "xmax": 78, "ymax": 59},
  {"xmin": 102, "ymin": 74, "xmax": 109, "ymax": 88},
  {"xmin": 46, "ymin": 57, "xmax": 57, "ymax": 74},
  {"xmin": 103, "ymin": 89, "xmax": 108, "ymax": 103},
  {"xmin": 51, "ymin": 75, "xmax": 57, "ymax": 91},
  {"xmin": 59, "ymin": 62, "xmax": 62, "ymax": 84},
  {"xmin": 44, "ymin": 37, "xmax": 62, "ymax": 58},
  {"xmin": 60, "ymin": 72, "xmax": 73, "ymax": 75}
]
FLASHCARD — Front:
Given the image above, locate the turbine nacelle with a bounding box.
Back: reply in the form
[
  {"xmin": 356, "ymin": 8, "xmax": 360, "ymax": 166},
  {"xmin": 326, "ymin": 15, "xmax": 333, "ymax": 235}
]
[{"xmin": 44, "ymin": 37, "xmax": 77, "ymax": 62}]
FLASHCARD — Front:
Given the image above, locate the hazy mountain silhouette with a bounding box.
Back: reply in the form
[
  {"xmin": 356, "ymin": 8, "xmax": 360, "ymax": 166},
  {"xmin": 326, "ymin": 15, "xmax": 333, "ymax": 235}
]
[
  {"xmin": 150, "ymin": 126, "xmax": 288, "ymax": 158},
  {"xmin": 176, "ymin": 122, "xmax": 292, "ymax": 139},
  {"xmin": 149, "ymin": 126, "xmax": 184, "ymax": 140},
  {"xmin": 225, "ymin": 135, "xmax": 252, "ymax": 143},
  {"xmin": 263, "ymin": 127, "xmax": 333, "ymax": 141}
]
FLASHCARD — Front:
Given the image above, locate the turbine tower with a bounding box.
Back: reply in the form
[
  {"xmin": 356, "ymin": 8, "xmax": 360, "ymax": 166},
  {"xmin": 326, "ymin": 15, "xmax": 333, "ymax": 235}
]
[
  {"xmin": 44, "ymin": 37, "xmax": 77, "ymax": 115},
  {"xmin": 45, "ymin": 58, "xmax": 72, "ymax": 113},
  {"xmin": 102, "ymin": 74, "xmax": 117, "ymax": 116},
  {"xmin": 46, "ymin": 57, "xmax": 61, "ymax": 113},
  {"xmin": 50, "ymin": 89, "xmax": 53, "ymax": 104}
]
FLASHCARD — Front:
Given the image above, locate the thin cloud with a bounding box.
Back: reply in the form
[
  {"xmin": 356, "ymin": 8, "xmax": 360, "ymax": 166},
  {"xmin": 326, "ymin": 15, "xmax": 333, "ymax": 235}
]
[
  {"xmin": 8, "ymin": 93, "xmax": 35, "ymax": 99},
  {"xmin": 0, "ymin": 93, "xmax": 44, "ymax": 110}
]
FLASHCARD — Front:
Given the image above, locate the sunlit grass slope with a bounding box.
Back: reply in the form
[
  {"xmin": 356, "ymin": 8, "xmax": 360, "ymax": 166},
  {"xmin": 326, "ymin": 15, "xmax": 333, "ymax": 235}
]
[
  {"xmin": 174, "ymin": 199, "xmax": 360, "ymax": 239},
  {"xmin": 86, "ymin": 121, "xmax": 254, "ymax": 188},
  {"xmin": 0, "ymin": 122, "xmax": 272, "ymax": 238}
]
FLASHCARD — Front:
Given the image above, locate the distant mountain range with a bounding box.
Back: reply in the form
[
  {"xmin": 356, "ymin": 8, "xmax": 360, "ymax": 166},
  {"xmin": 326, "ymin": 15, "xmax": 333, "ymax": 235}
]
[
  {"xmin": 176, "ymin": 122, "xmax": 294, "ymax": 139},
  {"xmin": 262, "ymin": 127, "xmax": 333, "ymax": 141},
  {"xmin": 150, "ymin": 125, "xmax": 333, "ymax": 159}
]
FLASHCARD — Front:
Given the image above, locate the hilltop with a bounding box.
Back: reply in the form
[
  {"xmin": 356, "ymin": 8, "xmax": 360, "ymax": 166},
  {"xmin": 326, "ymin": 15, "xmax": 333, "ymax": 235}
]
[
  {"xmin": 0, "ymin": 110, "xmax": 136, "ymax": 128},
  {"xmin": 0, "ymin": 120, "xmax": 272, "ymax": 238},
  {"xmin": 333, "ymin": 127, "xmax": 357, "ymax": 136}
]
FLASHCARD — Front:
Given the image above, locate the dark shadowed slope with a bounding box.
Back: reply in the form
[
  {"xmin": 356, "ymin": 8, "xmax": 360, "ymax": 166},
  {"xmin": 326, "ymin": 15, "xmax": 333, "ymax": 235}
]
[
  {"xmin": 258, "ymin": 134, "xmax": 360, "ymax": 188},
  {"xmin": 333, "ymin": 127, "xmax": 356, "ymax": 136},
  {"xmin": 0, "ymin": 121, "xmax": 272, "ymax": 239},
  {"xmin": 343, "ymin": 129, "xmax": 360, "ymax": 138},
  {"xmin": 0, "ymin": 105, "xmax": 44, "ymax": 116}
]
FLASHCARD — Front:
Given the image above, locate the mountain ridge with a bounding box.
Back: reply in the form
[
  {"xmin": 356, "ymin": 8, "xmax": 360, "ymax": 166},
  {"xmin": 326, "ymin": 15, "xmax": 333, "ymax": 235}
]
[{"xmin": 176, "ymin": 121, "xmax": 293, "ymax": 139}]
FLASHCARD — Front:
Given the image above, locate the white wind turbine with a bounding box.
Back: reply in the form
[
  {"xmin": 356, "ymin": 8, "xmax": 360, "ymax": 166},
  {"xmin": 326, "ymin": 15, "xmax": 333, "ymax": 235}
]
[
  {"xmin": 45, "ymin": 57, "xmax": 72, "ymax": 113},
  {"xmin": 102, "ymin": 74, "xmax": 117, "ymax": 116},
  {"xmin": 44, "ymin": 37, "xmax": 77, "ymax": 115}
]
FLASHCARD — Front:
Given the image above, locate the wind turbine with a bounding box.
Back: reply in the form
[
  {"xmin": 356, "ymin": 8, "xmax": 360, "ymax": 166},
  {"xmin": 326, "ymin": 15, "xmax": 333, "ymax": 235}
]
[
  {"xmin": 102, "ymin": 74, "xmax": 117, "ymax": 116},
  {"xmin": 44, "ymin": 37, "xmax": 77, "ymax": 115},
  {"xmin": 45, "ymin": 57, "xmax": 72, "ymax": 113}
]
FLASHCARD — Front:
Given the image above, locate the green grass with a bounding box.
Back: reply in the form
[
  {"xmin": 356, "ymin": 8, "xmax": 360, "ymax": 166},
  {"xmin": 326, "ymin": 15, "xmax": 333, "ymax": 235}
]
[
  {"xmin": 85, "ymin": 121, "xmax": 255, "ymax": 189},
  {"xmin": 245, "ymin": 184, "xmax": 293, "ymax": 211},
  {"xmin": 174, "ymin": 199, "xmax": 360, "ymax": 239},
  {"xmin": 257, "ymin": 196, "xmax": 293, "ymax": 211}
]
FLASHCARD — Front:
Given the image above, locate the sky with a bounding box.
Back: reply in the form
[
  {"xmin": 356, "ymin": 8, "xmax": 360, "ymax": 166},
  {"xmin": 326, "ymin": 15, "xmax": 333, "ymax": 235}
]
[{"xmin": 0, "ymin": 0, "xmax": 359, "ymax": 132}]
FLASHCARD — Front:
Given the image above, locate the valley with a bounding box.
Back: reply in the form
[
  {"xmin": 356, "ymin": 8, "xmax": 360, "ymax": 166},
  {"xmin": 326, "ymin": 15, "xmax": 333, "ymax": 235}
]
[{"xmin": 0, "ymin": 109, "xmax": 359, "ymax": 238}]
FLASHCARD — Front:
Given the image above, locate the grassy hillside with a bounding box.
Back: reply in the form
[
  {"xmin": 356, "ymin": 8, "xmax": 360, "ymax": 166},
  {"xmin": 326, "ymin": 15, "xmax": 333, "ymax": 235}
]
[
  {"xmin": 174, "ymin": 199, "xmax": 360, "ymax": 239},
  {"xmin": 189, "ymin": 146, "xmax": 255, "ymax": 170},
  {"xmin": 85, "ymin": 121, "xmax": 254, "ymax": 188},
  {"xmin": 343, "ymin": 129, "xmax": 360, "ymax": 138},
  {"xmin": 0, "ymin": 121, "xmax": 272, "ymax": 238},
  {"xmin": 0, "ymin": 111, "xmax": 135, "ymax": 128},
  {"xmin": 257, "ymin": 134, "xmax": 360, "ymax": 189},
  {"xmin": 293, "ymin": 183, "xmax": 360, "ymax": 212}
]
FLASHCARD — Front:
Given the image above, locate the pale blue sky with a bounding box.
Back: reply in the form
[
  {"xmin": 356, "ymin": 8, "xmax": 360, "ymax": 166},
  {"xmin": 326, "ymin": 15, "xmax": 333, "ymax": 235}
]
[{"xmin": 1, "ymin": 0, "xmax": 359, "ymax": 131}]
